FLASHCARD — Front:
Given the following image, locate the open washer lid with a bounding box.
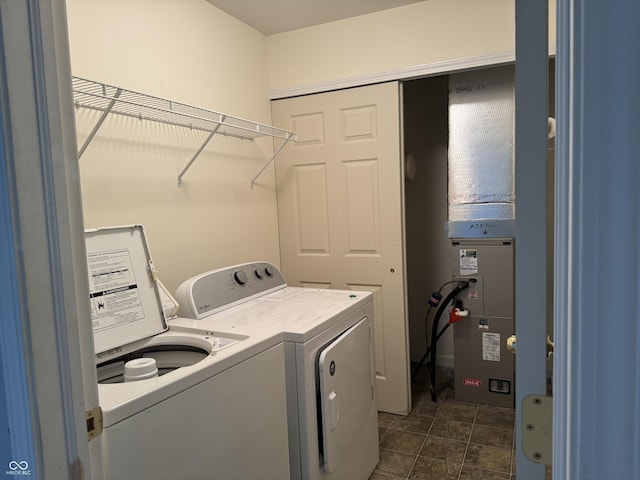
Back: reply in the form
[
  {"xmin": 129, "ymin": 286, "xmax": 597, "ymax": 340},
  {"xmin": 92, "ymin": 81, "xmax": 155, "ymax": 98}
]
[{"xmin": 85, "ymin": 225, "xmax": 167, "ymax": 361}]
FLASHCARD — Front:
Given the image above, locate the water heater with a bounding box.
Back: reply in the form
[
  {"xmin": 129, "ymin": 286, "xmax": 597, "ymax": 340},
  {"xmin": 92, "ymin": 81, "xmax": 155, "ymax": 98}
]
[{"xmin": 450, "ymin": 238, "xmax": 514, "ymax": 407}]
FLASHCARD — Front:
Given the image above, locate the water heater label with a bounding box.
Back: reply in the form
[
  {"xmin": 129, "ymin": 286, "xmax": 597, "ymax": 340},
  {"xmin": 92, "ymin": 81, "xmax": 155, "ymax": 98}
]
[
  {"xmin": 482, "ymin": 332, "xmax": 501, "ymax": 361},
  {"xmin": 459, "ymin": 249, "xmax": 478, "ymax": 275}
]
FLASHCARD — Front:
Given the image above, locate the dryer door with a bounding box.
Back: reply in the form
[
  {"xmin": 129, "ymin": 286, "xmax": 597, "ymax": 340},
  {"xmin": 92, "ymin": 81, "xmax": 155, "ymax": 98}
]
[{"xmin": 318, "ymin": 317, "xmax": 374, "ymax": 472}]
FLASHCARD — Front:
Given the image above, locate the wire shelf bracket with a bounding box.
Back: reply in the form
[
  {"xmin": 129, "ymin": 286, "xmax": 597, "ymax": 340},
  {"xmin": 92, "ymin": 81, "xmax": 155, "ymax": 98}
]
[
  {"xmin": 71, "ymin": 76, "xmax": 295, "ymax": 188},
  {"xmin": 250, "ymin": 132, "xmax": 294, "ymax": 190},
  {"xmin": 177, "ymin": 121, "xmax": 223, "ymax": 187}
]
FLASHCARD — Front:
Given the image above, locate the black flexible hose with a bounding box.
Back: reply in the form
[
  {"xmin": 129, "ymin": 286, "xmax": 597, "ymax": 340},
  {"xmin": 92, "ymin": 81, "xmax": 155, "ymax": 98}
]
[
  {"xmin": 411, "ymin": 280, "xmax": 461, "ymax": 381},
  {"xmin": 411, "ymin": 321, "xmax": 452, "ymax": 381},
  {"xmin": 429, "ymin": 281, "xmax": 469, "ymax": 401}
]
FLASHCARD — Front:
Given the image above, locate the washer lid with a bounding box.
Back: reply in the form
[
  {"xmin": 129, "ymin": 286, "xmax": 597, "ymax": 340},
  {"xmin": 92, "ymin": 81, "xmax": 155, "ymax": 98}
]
[{"xmin": 85, "ymin": 225, "xmax": 167, "ymax": 356}]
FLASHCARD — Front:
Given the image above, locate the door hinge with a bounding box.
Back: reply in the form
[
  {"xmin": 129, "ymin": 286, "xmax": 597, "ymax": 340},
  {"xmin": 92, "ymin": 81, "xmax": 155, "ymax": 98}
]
[
  {"xmin": 522, "ymin": 394, "xmax": 552, "ymax": 465},
  {"xmin": 86, "ymin": 406, "xmax": 103, "ymax": 441}
]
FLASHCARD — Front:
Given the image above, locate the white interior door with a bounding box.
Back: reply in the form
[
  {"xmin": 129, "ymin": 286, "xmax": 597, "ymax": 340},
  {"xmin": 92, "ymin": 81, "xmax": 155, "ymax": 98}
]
[{"xmin": 272, "ymin": 82, "xmax": 410, "ymax": 414}]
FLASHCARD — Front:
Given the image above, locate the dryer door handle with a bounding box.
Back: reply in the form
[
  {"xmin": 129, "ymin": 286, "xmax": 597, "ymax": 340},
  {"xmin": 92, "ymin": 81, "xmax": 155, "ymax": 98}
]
[{"xmin": 328, "ymin": 391, "xmax": 339, "ymax": 431}]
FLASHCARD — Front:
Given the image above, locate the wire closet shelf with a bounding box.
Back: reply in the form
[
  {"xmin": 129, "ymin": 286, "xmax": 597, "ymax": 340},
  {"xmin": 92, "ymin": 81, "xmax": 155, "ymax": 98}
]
[{"xmin": 72, "ymin": 76, "xmax": 295, "ymax": 187}]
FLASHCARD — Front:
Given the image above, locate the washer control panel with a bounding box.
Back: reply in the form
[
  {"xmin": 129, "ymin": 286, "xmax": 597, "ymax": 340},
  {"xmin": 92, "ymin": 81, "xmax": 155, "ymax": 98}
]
[{"xmin": 175, "ymin": 262, "xmax": 287, "ymax": 319}]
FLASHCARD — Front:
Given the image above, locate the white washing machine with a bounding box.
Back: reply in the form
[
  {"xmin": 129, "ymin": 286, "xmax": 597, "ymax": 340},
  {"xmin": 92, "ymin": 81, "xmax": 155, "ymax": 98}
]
[
  {"xmin": 171, "ymin": 262, "xmax": 379, "ymax": 480},
  {"xmin": 85, "ymin": 226, "xmax": 290, "ymax": 480}
]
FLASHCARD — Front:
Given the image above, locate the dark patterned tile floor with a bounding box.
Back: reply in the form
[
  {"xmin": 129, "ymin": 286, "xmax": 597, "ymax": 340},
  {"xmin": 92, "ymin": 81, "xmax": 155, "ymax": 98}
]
[{"xmin": 370, "ymin": 366, "xmax": 517, "ymax": 480}]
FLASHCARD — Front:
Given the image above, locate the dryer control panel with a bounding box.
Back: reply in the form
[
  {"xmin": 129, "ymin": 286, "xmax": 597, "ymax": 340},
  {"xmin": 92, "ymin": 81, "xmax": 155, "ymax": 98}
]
[{"xmin": 175, "ymin": 262, "xmax": 287, "ymax": 319}]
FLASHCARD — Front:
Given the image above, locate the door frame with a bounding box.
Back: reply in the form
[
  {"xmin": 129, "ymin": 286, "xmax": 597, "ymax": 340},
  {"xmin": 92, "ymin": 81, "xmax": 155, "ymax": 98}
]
[
  {"xmin": 554, "ymin": 1, "xmax": 640, "ymax": 478},
  {"xmin": 0, "ymin": 0, "xmax": 98, "ymax": 477},
  {"xmin": 514, "ymin": 0, "xmax": 550, "ymax": 478}
]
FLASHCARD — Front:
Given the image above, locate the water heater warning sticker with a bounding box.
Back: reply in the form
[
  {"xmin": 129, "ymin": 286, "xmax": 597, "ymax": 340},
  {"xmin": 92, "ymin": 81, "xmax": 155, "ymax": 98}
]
[
  {"xmin": 459, "ymin": 249, "xmax": 478, "ymax": 275},
  {"xmin": 482, "ymin": 332, "xmax": 501, "ymax": 361}
]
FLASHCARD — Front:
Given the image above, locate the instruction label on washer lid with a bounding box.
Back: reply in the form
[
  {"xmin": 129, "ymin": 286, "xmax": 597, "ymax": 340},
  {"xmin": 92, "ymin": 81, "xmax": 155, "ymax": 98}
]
[
  {"xmin": 459, "ymin": 249, "xmax": 478, "ymax": 275},
  {"xmin": 88, "ymin": 248, "xmax": 145, "ymax": 332},
  {"xmin": 482, "ymin": 332, "xmax": 501, "ymax": 361}
]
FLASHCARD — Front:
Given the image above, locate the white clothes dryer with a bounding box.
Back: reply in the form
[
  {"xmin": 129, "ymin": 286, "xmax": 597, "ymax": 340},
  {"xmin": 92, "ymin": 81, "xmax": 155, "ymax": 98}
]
[
  {"xmin": 85, "ymin": 226, "xmax": 290, "ymax": 480},
  {"xmin": 172, "ymin": 262, "xmax": 379, "ymax": 480}
]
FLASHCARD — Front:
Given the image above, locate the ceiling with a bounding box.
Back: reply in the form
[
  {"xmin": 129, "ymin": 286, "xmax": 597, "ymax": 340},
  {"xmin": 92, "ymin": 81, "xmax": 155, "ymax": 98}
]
[{"xmin": 206, "ymin": 0, "xmax": 425, "ymax": 35}]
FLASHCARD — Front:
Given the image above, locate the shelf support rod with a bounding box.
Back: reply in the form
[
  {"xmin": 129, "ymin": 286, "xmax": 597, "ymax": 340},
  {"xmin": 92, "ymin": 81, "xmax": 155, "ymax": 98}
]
[
  {"xmin": 77, "ymin": 88, "xmax": 122, "ymax": 159},
  {"xmin": 250, "ymin": 132, "xmax": 294, "ymax": 189},
  {"xmin": 177, "ymin": 116, "xmax": 225, "ymax": 187}
]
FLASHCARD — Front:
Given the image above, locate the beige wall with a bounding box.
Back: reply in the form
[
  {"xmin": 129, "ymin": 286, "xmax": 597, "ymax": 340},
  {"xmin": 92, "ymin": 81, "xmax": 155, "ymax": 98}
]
[
  {"xmin": 403, "ymin": 76, "xmax": 452, "ymax": 365},
  {"xmin": 65, "ymin": 0, "xmax": 554, "ymax": 304},
  {"xmin": 66, "ymin": 0, "xmax": 281, "ymax": 293},
  {"xmin": 267, "ymin": 0, "xmax": 513, "ymax": 91},
  {"xmin": 267, "ymin": 0, "xmax": 556, "ymax": 94}
]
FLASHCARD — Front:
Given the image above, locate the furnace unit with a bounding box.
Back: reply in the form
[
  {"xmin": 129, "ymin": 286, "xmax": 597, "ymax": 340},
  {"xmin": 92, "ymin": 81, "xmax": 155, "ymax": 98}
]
[{"xmin": 450, "ymin": 238, "xmax": 514, "ymax": 407}]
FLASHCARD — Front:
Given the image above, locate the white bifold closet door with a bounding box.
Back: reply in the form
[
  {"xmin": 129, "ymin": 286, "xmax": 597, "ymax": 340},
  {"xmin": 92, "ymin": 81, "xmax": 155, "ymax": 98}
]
[{"xmin": 272, "ymin": 82, "xmax": 410, "ymax": 415}]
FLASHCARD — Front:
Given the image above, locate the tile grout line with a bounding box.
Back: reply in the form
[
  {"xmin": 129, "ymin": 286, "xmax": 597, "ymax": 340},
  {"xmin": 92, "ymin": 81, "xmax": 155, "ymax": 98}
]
[
  {"xmin": 379, "ymin": 377, "xmax": 516, "ymax": 480},
  {"xmin": 404, "ymin": 386, "xmax": 443, "ymax": 479},
  {"xmin": 455, "ymin": 401, "xmax": 478, "ymax": 480},
  {"xmin": 406, "ymin": 414, "xmax": 433, "ymax": 479}
]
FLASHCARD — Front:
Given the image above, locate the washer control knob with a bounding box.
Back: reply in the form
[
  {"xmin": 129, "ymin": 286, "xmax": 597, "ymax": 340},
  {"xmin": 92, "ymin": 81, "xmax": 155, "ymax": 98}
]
[
  {"xmin": 254, "ymin": 268, "xmax": 264, "ymax": 279},
  {"xmin": 264, "ymin": 266, "xmax": 274, "ymax": 277},
  {"xmin": 233, "ymin": 270, "xmax": 248, "ymax": 286}
]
